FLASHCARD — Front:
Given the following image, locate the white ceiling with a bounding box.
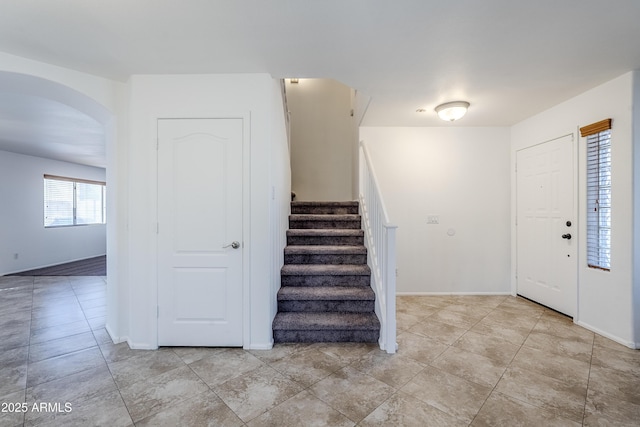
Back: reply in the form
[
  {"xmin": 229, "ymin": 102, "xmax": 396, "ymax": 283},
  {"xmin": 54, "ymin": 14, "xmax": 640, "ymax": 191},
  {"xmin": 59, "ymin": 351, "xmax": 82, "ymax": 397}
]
[
  {"xmin": 0, "ymin": 93, "xmax": 105, "ymax": 167},
  {"xmin": 0, "ymin": 0, "xmax": 639, "ymax": 166}
]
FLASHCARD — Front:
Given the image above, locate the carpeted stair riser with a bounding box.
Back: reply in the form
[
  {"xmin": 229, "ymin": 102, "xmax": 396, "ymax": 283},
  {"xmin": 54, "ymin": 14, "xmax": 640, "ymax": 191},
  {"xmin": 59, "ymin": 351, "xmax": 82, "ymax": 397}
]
[
  {"xmin": 285, "ymin": 245, "xmax": 367, "ymax": 265},
  {"xmin": 289, "ymin": 214, "xmax": 362, "ymax": 230},
  {"xmin": 284, "ymin": 253, "xmax": 367, "ymax": 265},
  {"xmin": 281, "ymin": 275, "xmax": 371, "ymax": 287},
  {"xmin": 286, "ymin": 230, "xmax": 364, "ymax": 246},
  {"xmin": 291, "ymin": 201, "xmax": 359, "ymax": 215},
  {"xmin": 273, "ymin": 329, "xmax": 379, "ymax": 343},
  {"xmin": 278, "ymin": 299, "xmax": 374, "ymax": 312}
]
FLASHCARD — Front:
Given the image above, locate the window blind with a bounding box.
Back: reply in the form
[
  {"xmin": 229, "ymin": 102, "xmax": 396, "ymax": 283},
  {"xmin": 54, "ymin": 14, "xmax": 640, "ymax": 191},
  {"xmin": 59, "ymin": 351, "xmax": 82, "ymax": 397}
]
[
  {"xmin": 44, "ymin": 179, "xmax": 74, "ymax": 226},
  {"xmin": 44, "ymin": 176, "xmax": 106, "ymax": 227},
  {"xmin": 76, "ymin": 182, "xmax": 106, "ymax": 225},
  {"xmin": 581, "ymin": 119, "xmax": 611, "ymax": 271}
]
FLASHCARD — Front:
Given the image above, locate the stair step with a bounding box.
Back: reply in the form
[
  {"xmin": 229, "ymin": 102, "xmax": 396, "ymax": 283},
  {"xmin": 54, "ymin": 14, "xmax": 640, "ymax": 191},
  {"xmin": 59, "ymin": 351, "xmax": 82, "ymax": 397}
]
[
  {"xmin": 272, "ymin": 312, "xmax": 380, "ymax": 343},
  {"xmin": 286, "ymin": 229, "xmax": 364, "ymax": 246},
  {"xmin": 282, "ymin": 264, "xmax": 371, "ymax": 275},
  {"xmin": 273, "ymin": 312, "xmax": 380, "ymax": 330},
  {"xmin": 289, "ymin": 214, "xmax": 361, "ymax": 230},
  {"xmin": 284, "ymin": 245, "xmax": 367, "ymax": 265},
  {"xmin": 278, "ymin": 285, "xmax": 375, "ymax": 300},
  {"xmin": 291, "ymin": 201, "xmax": 359, "ymax": 215},
  {"xmin": 278, "ymin": 286, "xmax": 375, "ymax": 312},
  {"xmin": 281, "ymin": 264, "xmax": 371, "ymax": 287}
]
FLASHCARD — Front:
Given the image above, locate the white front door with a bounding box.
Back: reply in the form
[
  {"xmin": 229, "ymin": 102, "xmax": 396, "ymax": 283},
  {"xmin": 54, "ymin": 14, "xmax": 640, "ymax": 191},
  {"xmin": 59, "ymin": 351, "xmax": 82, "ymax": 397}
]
[
  {"xmin": 516, "ymin": 135, "xmax": 576, "ymax": 316},
  {"xmin": 157, "ymin": 118, "xmax": 243, "ymax": 346}
]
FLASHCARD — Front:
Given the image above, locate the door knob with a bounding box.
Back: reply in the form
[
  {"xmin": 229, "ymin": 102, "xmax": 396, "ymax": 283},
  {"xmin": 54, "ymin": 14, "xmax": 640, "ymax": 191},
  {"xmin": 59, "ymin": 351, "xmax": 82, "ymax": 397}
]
[
  {"xmin": 223, "ymin": 241, "xmax": 240, "ymax": 249},
  {"xmin": 562, "ymin": 234, "xmax": 572, "ymax": 240}
]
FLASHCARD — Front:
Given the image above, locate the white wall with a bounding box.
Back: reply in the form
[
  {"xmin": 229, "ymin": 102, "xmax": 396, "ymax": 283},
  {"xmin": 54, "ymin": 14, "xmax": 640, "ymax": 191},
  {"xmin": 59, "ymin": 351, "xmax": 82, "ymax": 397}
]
[
  {"xmin": 126, "ymin": 74, "xmax": 287, "ymax": 350},
  {"xmin": 0, "ymin": 150, "xmax": 106, "ymax": 275},
  {"xmin": 359, "ymin": 127, "xmax": 511, "ymax": 294},
  {"xmin": 287, "ymin": 79, "xmax": 355, "ymax": 201},
  {"xmin": 511, "ymin": 72, "xmax": 636, "ymax": 347}
]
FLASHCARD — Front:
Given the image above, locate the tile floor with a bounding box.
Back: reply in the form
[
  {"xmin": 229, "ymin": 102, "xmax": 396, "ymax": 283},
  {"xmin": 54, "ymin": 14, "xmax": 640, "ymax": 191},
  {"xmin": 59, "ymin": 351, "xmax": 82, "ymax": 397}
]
[{"xmin": 1, "ymin": 275, "xmax": 639, "ymax": 426}]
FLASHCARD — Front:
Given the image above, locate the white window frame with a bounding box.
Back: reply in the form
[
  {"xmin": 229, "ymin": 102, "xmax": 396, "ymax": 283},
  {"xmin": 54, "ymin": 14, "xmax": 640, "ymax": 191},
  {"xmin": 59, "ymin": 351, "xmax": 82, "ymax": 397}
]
[
  {"xmin": 581, "ymin": 120, "xmax": 611, "ymax": 271},
  {"xmin": 44, "ymin": 174, "xmax": 106, "ymax": 227}
]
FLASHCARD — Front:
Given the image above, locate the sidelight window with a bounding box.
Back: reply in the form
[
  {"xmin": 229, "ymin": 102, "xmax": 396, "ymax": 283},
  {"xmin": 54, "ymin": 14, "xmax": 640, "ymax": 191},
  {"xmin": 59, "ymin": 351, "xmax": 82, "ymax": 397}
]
[{"xmin": 581, "ymin": 119, "xmax": 611, "ymax": 271}]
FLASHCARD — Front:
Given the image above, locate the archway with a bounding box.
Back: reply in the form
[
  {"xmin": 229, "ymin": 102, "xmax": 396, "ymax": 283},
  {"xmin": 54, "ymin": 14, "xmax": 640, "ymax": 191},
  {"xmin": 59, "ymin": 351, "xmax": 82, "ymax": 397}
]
[{"xmin": 0, "ymin": 70, "xmax": 118, "ymax": 336}]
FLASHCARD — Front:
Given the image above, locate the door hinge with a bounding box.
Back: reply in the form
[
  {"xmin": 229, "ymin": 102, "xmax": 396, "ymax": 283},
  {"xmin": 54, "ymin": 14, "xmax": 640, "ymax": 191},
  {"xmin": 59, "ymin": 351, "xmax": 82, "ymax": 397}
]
[
  {"xmin": 157, "ymin": 306, "xmax": 159, "ymax": 318},
  {"xmin": 157, "ymin": 223, "xmax": 159, "ymax": 234}
]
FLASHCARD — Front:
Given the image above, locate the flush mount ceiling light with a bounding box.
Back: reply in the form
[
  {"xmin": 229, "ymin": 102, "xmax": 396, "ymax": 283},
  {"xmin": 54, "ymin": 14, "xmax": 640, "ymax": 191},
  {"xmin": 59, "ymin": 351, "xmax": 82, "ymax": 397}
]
[{"xmin": 435, "ymin": 101, "xmax": 470, "ymax": 122}]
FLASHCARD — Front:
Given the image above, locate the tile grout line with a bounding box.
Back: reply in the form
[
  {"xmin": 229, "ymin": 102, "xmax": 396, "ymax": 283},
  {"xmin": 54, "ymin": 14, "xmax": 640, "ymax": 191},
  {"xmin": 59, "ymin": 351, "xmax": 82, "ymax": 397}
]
[
  {"xmin": 72, "ymin": 276, "xmax": 137, "ymax": 427},
  {"xmin": 467, "ymin": 301, "xmax": 543, "ymax": 425},
  {"xmin": 581, "ymin": 333, "xmax": 596, "ymax": 426},
  {"xmin": 22, "ymin": 276, "xmax": 35, "ymax": 427},
  {"xmin": 459, "ymin": 301, "xmax": 514, "ymax": 426}
]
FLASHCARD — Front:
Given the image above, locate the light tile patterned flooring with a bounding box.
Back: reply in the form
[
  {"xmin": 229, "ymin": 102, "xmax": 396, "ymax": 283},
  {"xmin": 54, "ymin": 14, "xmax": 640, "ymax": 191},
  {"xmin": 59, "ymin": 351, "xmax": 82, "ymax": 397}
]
[{"xmin": 1, "ymin": 275, "xmax": 639, "ymax": 426}]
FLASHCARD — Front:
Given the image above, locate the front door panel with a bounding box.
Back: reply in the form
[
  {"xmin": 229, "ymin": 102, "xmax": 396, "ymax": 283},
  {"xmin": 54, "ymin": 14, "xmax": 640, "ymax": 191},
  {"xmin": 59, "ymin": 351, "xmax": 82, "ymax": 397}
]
[{"xmin": 516, "ymin": 135, "xmax": 576, "ymax": 316}]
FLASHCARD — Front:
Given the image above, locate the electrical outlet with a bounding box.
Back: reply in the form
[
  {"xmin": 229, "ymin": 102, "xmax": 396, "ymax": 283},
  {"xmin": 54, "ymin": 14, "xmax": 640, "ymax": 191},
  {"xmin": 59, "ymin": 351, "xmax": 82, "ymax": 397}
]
[{"xmin": 427, "ymin": 215, "xmax": 440, "ymax": 224}]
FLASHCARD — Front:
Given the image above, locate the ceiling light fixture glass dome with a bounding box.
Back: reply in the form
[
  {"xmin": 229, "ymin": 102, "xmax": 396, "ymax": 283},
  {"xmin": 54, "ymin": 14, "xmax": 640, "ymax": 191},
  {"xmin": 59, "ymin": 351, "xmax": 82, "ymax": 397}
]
[{"xmin": 435, "ymin": 101, "xmax": 470, "ymax": 122}]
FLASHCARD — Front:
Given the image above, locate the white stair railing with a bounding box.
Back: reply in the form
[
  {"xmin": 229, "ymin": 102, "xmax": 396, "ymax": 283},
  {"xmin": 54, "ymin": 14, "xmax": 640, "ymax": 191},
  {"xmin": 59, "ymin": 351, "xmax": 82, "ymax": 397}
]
[{"xmin": 359, "ymin": 141, "xmax": 397, "ymax": 354}]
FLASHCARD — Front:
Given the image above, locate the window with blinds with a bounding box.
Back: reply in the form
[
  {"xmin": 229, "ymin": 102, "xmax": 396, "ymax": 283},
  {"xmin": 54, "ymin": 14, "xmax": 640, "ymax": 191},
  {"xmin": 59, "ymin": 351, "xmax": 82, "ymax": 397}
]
[
  {"xmin": 44, "ymin": 175, "xmax": 106, "ymax": 227},
  {"xmin": 580, "ymin": 119, "xmax": 611, "ymax": 271}
]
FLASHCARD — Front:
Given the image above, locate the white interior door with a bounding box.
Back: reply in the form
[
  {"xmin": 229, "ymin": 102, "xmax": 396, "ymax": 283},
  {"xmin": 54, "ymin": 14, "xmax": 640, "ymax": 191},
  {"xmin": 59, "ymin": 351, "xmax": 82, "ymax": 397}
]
[
  {"xmin": 157, "ymin": 118, "xmax": 243, "ymax": 346},
  {"xmin": 516, "ymin": 135, "xmax": 576, "ymax": 316}
]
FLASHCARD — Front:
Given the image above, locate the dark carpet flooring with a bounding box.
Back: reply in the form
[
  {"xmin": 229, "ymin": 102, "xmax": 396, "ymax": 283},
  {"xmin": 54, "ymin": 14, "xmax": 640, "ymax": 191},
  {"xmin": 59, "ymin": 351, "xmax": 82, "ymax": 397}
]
[{"xmin": 10, "ymin": 255, "xmax": 106, "ymax": 276}]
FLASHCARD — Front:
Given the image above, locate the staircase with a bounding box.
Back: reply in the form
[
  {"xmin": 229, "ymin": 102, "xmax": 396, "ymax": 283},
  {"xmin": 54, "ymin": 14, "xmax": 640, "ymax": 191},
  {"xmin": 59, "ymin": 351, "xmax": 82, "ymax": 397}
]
[{"xmin": 272, "ymin": 201, "xmax": 380, "ymax": 343}]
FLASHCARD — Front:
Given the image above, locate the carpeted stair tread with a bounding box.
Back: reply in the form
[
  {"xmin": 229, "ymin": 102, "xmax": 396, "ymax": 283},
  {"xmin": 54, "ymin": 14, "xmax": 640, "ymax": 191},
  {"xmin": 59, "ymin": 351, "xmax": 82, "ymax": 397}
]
[
  {"xmin": 289, "ymin": 214, "xmax": 361, "ymax": 230},
  {"xmin": 292, "ymin": 201, "xmax": 358, "ymax": 208},
  {"xmin": 272, "ymin": 312, "xmax": 380, "ymax": 331},
  {"xmin": 287, "ymin": 229, "xmax": 364, "ymax": 237},
  {"xmin": 291, "ymin": 201, "xmax": 359, "ymax": 215},
  {"xmin": 290, "ymin": 214, "xmax": 360, "ymax": 221},
  {"xmin": 281, "ymin": 264, "xmax": 370, "ymax": 276},
  {"xmin": 286, "ymin": 229, "xmax": 364, "ymax": 245},
  {"xmin": 278, "ymin": 286, "xmax": 375, "ymax": 301},
  {"xmin": 284, "ymin": 245, "xmax": 367, "ymax": 255}
]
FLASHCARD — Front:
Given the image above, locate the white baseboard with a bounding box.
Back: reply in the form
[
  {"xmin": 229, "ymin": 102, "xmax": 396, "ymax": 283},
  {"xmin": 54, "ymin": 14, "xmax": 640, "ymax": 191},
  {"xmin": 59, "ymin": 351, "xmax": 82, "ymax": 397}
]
[
  {"xmin": 245, "ymin": 341, "xmax": 274, "ymax": 350},
  {"xmin": 2, "ymin": 253, "xmax": 107, "ymax": 276},
  {"xmin": 127, "ymin": 340, "xmax": 157, "ymax": 350},
  {"xmin": 575, "ymin": 320, "xmax": 638, "ymax": 349},
  {"xmin": 104, "ymin": 324, "xmax": 126, "ymax": 345}
]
